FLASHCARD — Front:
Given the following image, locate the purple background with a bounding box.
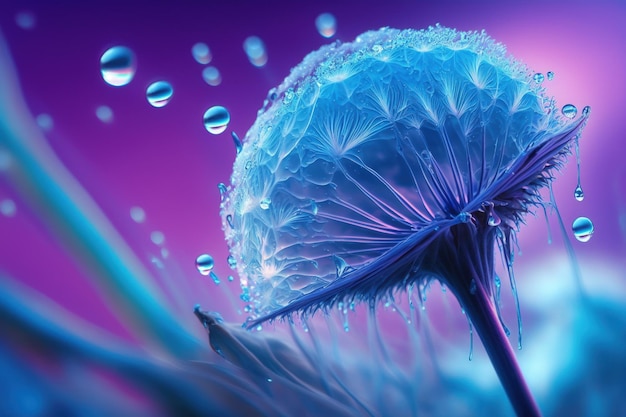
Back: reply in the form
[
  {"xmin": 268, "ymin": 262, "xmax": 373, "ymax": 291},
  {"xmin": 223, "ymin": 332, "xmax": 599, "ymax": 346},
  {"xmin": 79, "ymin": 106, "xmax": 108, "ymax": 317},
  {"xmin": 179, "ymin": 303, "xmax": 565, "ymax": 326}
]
[{"xmin": 0, "ymin": 0, "xmax": 624, "ymax": 354}]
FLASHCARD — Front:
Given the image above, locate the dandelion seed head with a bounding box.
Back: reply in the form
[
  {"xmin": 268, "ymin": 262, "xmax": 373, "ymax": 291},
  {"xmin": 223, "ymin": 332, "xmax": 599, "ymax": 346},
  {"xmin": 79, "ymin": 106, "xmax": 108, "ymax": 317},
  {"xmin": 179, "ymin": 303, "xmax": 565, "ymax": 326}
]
[{"xmin": 223, "ymin": 25, "xmax": 588, "ymax": 321}]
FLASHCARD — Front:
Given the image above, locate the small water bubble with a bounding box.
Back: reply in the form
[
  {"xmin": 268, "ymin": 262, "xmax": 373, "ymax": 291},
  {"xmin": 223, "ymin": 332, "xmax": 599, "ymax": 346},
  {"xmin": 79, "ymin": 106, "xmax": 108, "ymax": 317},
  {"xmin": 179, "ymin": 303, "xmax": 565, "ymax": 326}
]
[
  {"xmin": 582, "ymin": 105, "xmax": 591, "ymax": 117},
  {"xmin": 130, "ymin": 206, "xmax": 145, "ymax": 223},
  {"xmin": 36, "ymin": 114, "xmax": 53, "ymax": 131},
  {"xmin": 259, "ymin": 197, "xmax": 271, "ymax": 210},
  {"xmin": 150, "ymin": 231, "xmax": 165, "ymax": 245},
  {"xmin": 228, "ymin": 275, "xmax": 234, "ymax": 282},
  {"xmin": 243, "ymin": 36, "xmax": 268, "ymax": 67},
  {"xmin": 533, "ymin": 73, "xmax": 544, "ymax": 84},
  {"xmin": 100, "ymin": 46, "xmax": 136, "ymax": 87},
  {"xmin": 572, "ymin": 216, "xmax": 594, "ymax": 242},
  {"xmin": 0, "ymin": 199, "xmax": 16, "ymax": 217},
  {"xmin": 315, "ymin": 13, "xmax": 337, "ymax": 38},
  {"xmin": 196, "ymin": 254, "xmax": 215, "ymax": 276},
  {"xmin": 561, "ymin": 104, "xmax": 577, "ymax": 119},
  {"xmin": 96, "ymin": 105, "xmax": 113, "ymax": 123},
  {"xmin": 546, "ymin": 71, "xmax": 554, "ymax": 80},
  {"xmin": 203, "ymin": 106, "xmax": 230, "ymax": 134},
  {"xmin": 256, "ymin": 324, "xmax": 263, "ymax": 332},
  {"xmin": 202, "ymin": 66, "xmax": 222, "ymax": 86},
  {"xmin": 210, "ymin": 271, "xmax": 220, "ymax": 285},
  {"xmin": 15, "ymin": 11, "xmax": 36, "ymax": 30},
  {"xmin": 574, "ymin": 185, "xmax": 584, "ymax": 201},
  {"xmin": 231, "ymin": 131, "xmax": 243, "ymax": 154},
  {"xmin": 227, "ymin": 255, "xmax": 237, "ymax": 269},
  {"xmin": 192, "ymin": 42, "xmax": 212, "ymax": 65},
  {"xmin": 146, "ymin": 81, "xmax": 174, "ymax": 108}
]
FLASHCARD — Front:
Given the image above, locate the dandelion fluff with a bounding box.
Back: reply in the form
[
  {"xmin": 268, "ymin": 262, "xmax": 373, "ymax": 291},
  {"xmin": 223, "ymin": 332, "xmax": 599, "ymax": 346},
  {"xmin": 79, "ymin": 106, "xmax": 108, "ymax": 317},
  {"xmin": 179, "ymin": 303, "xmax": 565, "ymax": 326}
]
[{"xmin": 223, "ymin": 26, "xmax": 588, "ymax": 416}]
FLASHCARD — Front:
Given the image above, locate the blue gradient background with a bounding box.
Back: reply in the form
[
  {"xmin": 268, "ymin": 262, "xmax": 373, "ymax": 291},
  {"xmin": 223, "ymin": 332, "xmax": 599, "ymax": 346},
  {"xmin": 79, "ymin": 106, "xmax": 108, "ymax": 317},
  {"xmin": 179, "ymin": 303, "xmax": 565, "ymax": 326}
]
[{"xmin": 0, "ymin": 0, "xmax": 625, "ymax": 415}]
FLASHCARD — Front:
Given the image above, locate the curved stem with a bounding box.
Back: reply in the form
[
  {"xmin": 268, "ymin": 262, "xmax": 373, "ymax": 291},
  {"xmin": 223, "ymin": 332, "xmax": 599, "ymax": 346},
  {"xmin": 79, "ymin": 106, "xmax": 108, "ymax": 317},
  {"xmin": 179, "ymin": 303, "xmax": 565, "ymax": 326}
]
[{"xmin": 456, "ymin": 280, "xmax": 541, "ymax": 417}]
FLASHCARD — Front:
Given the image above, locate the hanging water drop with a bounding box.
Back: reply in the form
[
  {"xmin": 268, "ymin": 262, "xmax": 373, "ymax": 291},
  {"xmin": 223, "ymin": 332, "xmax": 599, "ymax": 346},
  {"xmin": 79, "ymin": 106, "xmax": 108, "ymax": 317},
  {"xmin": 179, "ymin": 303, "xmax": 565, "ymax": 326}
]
[
  {"xmin": 574, "ymin": 185, "xmax": 584, "ymax": 201},
  {"xmin": 191, "ymin": 42, "xmax": 212, "ymax": 65},
  {"xmin": 203, "ymin": 106, "xmax": 230, "ymax": 134},
  {"xmin": 561, "ymin": 104, "xmax": 577, "ymax": 119},
  {"xmin": 150, "ymin": 231, "xmax": 165, "ymax": 245},
  {"xmin": 572, "ymin": 216, "xmax": 594, "ymax": 242},
  {"xmin": 146, "ymin": 81, "xmax": 174, "ymax": 108},
  {"xmin": 196, "ymin": 254, "xmax": 215, "ymax": 276},
  {"xmin": 100, "ymin": 46, "xmax": 136, "ymax": 87},
  {"xmin": 315, "ymin": 13, "xmax": 337, "ymax": 38}
]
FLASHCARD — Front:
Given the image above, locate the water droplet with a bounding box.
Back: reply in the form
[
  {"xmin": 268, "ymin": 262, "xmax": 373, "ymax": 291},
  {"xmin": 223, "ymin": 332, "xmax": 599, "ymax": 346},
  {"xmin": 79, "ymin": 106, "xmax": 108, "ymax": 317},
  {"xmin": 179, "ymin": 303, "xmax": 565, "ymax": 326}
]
[
  {"xmin": 210, "ymin": 271, "xmax": 220, "ymax": 285},
  {"xmin": 469, "ymin": 278, "xmax": 477, "ymax": 295},
  {"xmin": 202, "ymin": 66, "xmax": 222, "ymax": 86},
  {"xmin": 266, "ymin": 378, "xmax": 272, "ymax": 383},
  {"xmin": 226, "ymin": 214, "xmax": 234, "ymax": 229},
  {"xmin": 146, "ymin": 81, "xmax": 174, "ymax": 108},
  {"xmin": 310, "ymin": 200, "xmax": 318, "ymax": 215},
  {"xmin": 100, "ymin": 46, "xmax": 136, "ymax": 87},
  {"xmin": 458, "ymin": 212, "xmax": 471, "ymax": 223},
  {"xmin": 0, "ymin": 199, "xmax": 17, "ymax": 217},
  {"xmin": 15, "ymin": 11, "xmax": 36, "ymax": 30},
  {"xmin": 574, "ymin": 185, "xmax": 584, "ymax": 201},
  {"xmin": 228, "ymin": 275, "xmax": 234, "ymax": 282},
  {"xmin": 192, "ymin": 42, "xmax": 212, "ymax": 65},
  {"xmin": 572, "ymin": 216, "xmax": 594, "ymax": 242},
  {"xmin": 546, "ymin": 71, "xmax": 554, "ymax": 80},
  {"xmin": 218, "ymin": 183, "xmax": 227, "ymax": 202},
  {"xmin": 196, "ymin": 254, "xmax": 215, "ymax": 275},
  {"xmin": 582, "ymin": 105, "xmax": 591, "ymax": 117},
  {"xmin": 243, "ymin": 36, "xmax": 268, "ymax": 67},
  {"xmin": 561, "ymin": 104, "xmax": 577, "ymax": 119},
  {"xmin": 96, "ymin": 105, "xmax": 113, "ymax": 123},
  {"xmin": 227, "ymin": 255, "xmax": 237, "ymax": 269},
  {"xmin": 130, "ymin": 206, "xmax": 145, "ymax": 223},
  {"xmin": 36, "ymin": 114, "xmax": 53, "ymax": 131},
  {"xmin": 315, "ymin": 13, "xmax": 337, "ymax": 38},
  {"xmin": 203, "ymin": 106, "xmax": 230, "ymax": 134},
  {"xmin": 259, "ymin": 197, "xmax": 271, "ymax": 210},
  {"xmin": 150, "ymin": 230, "xmax": 165, "ymax": 245},
  {"xmin": 231, "ymin": 131, "xmax": 243, "ymax": 154},
  {"xmin": 533, "ymin": 73, "xmax": 544, "ymax": 84}
]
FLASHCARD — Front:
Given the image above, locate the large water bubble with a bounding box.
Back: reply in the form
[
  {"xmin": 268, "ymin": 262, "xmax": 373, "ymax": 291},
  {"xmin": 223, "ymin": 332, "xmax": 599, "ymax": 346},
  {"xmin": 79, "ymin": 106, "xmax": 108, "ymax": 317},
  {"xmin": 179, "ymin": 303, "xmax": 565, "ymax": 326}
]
[
  {"xmin": 203, "ymin": 106, "xmax": 230, "ymax": 134},
  {"xmin": 100, "ymin": 46, "xmax": 136, "ymax": 87},
  {"xmin": 146, "ymin": 81, "xmax": 174, "ymax": 108}
]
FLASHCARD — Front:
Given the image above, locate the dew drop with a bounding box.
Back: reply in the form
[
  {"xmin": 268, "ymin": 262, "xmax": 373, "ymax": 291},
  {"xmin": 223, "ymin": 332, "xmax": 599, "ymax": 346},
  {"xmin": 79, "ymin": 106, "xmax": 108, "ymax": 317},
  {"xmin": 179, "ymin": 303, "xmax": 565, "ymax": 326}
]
[
  {"xmin": 243, "ymin": 36, "xmax": 268, "ymax": 67},
  {"xmin": 100, "ymin": 46, "xmax": 136, "ymax": 87},
  {"xmin": 146, "ymin": 81, "xmax": 174, "ymax": 108},
  {"xmin": 574, "ymin": 185, "xmax": 584, "ymax": 201},
  {"xmin": 130, "ymin": 206, "xmax": 145, "ymax": 223},
  {"xmin": 228, "ymin": 275, "xmax": 234, "ymax": 282},
  {"xmin": 231, "ymin": 131, "xmax": 243, "ymax": 154},
  {"xmin": 96, "ymin": 105, "xmax": 113, "ymax": 123},
  {"xmin": 533, "ymin": 73, "xmax": 544, "ymax": 84},
  {"xmin": 196, "ymin": 254, "xmax": 215, "ymax": 276},
  {"xmin": 315, "ymin": 13, "xmax": 337, "ymax": 38},
  {"xmin": 203, "ymin": 106, "xmax": 230, "ymax": 134},
  {"xmin": 202, "ymin": 66, "xmax": 222, "ymax": 86},
  {"xmin": 0, "ymin": 199, "xmax": 17, "ymax": 217},
  {"xmin": 192, "ymin": 42, "xmax": 212, "ymax": 65},
  {"xmin": 561, "ymin": 104, "xmax": 577, "ymax": 119},
  {"xmin": 572, "ymin": 216, "xmax": 594, "ymax": 242},
  {"xmin": 546, "ymin": 71, "xmax": 554, "ymax": 80},
  {"xmin": 259, "ymin": 197, "xmax": 271, "ymax": 210},
  {"xmin": 227, "ymin": 255, "xmax": 237, "ymax": 269},
  {"xmin": 150, "ymin": 230, "xmax": 165, "ymax": 245}
]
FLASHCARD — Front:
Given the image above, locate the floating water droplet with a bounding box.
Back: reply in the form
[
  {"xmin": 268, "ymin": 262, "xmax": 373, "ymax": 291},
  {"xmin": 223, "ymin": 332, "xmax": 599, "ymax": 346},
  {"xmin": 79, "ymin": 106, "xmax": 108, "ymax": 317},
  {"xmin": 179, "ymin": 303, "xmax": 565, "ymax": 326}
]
[
  {"xmin": 96, "ymin": 105, "xmax": 113, "ymax": 123},
  {"xmin": 203, "ymin": 106, "xmax": 230, "ymax": 134},
  {"xmin": 130, "ymin": 206, "xmax": 145, "ymax": 223},
  {"xmin": 0, "ymin": 199, "xmax": 16, "ymax": 217},
  {"xmin": 15, "ymin": 11, "xmax": 35, "ymax": 30},
  {"xmin": 315, "ymin": 13, "xmax": 337, "ymax": 38},
  {"xmin": 210, "ymin": 271, "xmax": 220, "ymax": 285},
  {"xmin": 574, "ymin": 185, "xmax": 584, "ymax": 201},
  {"xmin": 561, "ymin": 104, "xmax": 577, "ymax": 119},
  {"xmin": 196, "ymin": 254, "xmax": 215, "ymax": 275},
  {"xmin": 533, "ymin": 73, "xmax": 544, "ymax": 84},
  {"xmin": 218, "ymin": 183, "xmax": 227, "ymax": 202},
  {"xmin": 100, "ymin": 46, "xmax": 136, "ymax": 87},
  {"xmin": 582, "ymin": 105, "xmax": 591, "ymax": 117},
  {"xmin": 150, "ymin": 230, "xmax": 165, "ymax": 245},
  {"xmin": 191, "ymin": 42, "xmax": 211, "ymax": 64},
  {"xmin": 546, "ymin": 71, "xmax": 554, "ymax": 80},
  {"xmin": 259, "ymin": 197, "xmax": 271, "ymax": 210},
  {"xmin": 243, "ymin": 36, "xmax": 268, "ymax": 67},
  {"xmin": 231, "ymin": 132, "xmax": 243, "ymax": 154},
  {"xmin": 202, "ymin": 66, "xmax": 222, "ymax": 86},
  {"xmin": 227, "ymin": 255, "xmax": 237, "ymax": 269},
  {"xmin": 146, "ymin": 81, "xmax": 174, "ymax": 108},
  {"xmin": 572, "ymin": 216, "xmax": 594, "ymax": 242},
  {"xmin": 36, "ymin": 114, "xmax": 53, "ymax": 131},
  {"xmin": 228, "ymin": 275, "xmax": 234, "ymax": 282}
]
